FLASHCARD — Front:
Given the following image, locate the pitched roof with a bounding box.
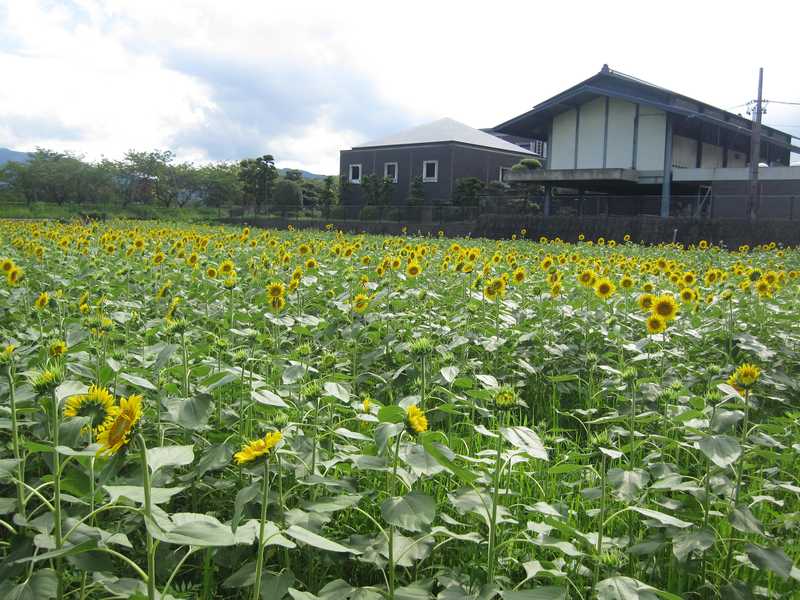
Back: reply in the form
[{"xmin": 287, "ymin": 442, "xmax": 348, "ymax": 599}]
[
  {"xmin": 495, "ymin": 65, "xmax": 800, "ymax": 155},
  {"xmin": 353, "ymin": 118, "xmax": 534, "ymax": 154}
]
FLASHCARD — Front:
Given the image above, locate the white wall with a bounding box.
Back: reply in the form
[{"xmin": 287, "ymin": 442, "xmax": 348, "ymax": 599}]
[
  {"xmin": 636, "ymin": 107, "xmax": 666, "ymax": 170},
  {"xmin": 605, "ymin": 98, "xmax": 636, "ymax": 168},
  {"xmin": 550, "ymin": 108, "xmax": 577, "ymax": 169},
  {"xmin": 727, "ymin": 149, "xmax": 746, "ymax": 167},
  {"xmin": 701, "ymin": 143, "xmax": 724, "ymax": 168},
  {"xmin": 577, "ymin": 97, "xmax": 606, "ymax": 168},
  {"xmin": 672, "ymin": 135, "xmax": 697, "ymax": 169}
]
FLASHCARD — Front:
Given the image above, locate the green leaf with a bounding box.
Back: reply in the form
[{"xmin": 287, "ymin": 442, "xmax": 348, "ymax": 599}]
[
  {"xmin": 0, "ymin": 458, "xmax": 21, "ymax": 481},
  {"xmin": 148, "ymin": 513, "xmax": 236, "ymax": 547},
  {"xmin": 195, "ymin": 443, "xmax": 234, "ymax": 477},
  {"xmin": 284, "ymin": 525, "xmax": 361, "ymax": 554},
  {"xmin": 6, "ymin": 568, "xmax": 58, "ymax": 600},
  {"xmin": 252, "ymin": 389, "xmax": 289, "ymax": 408},
  {"xmin": 697, "ymin": 435, "xmax": 741, "ymax": 468},
  {"xmin": 118, "ymin": 372, "xmax": 158, "ymax": 391},
  {"xmin": 672, "ymin": 528, "xmax": 714, "ymax": 562},
  {"xmin": 596, "ymin": 576, "xmax": 659, "ymax": 599},
  {"xmin": 730, "ymin": 506, "xmax": 766, "ymax": 536},
  {"xmin": 500, "ymin": 427, "xmax": 548, "ymax": 461},
  {"xmin": 420, "ymin": 432, "xmax": 477, "ymax": 484},
  {"xmin": 745, "ymin": 543, "xmax": 792, "ymax": 579},
  {"xmin": 104, "ymin": 485, "xmax": 184, "ymax": 505},
  {"xmin": 164, "ymin": 393, "xmax": 213, "ymax": 430},
  {"xmin": 631, "ymin": 507, "xmax": 692, "ymax": 529},
  {"xmin": 146, "ymin": 445, "xmax": 194, "ymax": 473},
  {"xmin": 607, "ymin": 469, "xmax": 649, "ymax": 501},
  {"xmin": 55, "ymin": 380, "xmax": 87, "ymax": 404},
  {"xmin": 378, "ymin": 405, "xmax": 405, "ymax": 424},
  {"xmin": 381, "ymin": 491, "xmax": 436, "ymax": 532},
  {"xmin": 232, "ymin": 482, "xmax": 260, "ymax": 531},
  {"xmin": 323, "ymin": 381, "xmax": 350, "ymax": 402},
  {"xmin": 440, "ymin": 366, "xmax": 459, "ymax": 384},
  {"xmin": 502, "ymin": 588, "xmax": 567, "ymax": 600},
  {"xmin": 260, "ymin": 569, "xmax": 295, "ymax": 600}
]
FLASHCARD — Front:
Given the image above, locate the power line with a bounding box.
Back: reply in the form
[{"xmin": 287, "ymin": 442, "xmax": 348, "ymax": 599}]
[{"xmin": 764, "ymin": 100, "xmax": 800, "ymax": 106}]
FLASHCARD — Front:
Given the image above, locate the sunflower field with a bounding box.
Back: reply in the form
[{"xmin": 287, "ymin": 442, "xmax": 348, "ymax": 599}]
[{"xmin": 1, "ymin": 219, "xmax": 799, "ymax": 600}]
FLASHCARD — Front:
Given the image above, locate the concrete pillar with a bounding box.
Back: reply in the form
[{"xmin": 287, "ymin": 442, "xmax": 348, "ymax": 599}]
[
  {"xmin": 543, "ymin": 184, "xmax": 552, "ymax": 217},
  {"xmin": 660, "ymin": 114, "xmax": 673, "ymax": 218}
]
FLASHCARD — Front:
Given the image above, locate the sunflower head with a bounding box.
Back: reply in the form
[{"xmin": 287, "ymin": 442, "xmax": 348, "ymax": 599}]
[
  {"xmin": 494, "ymin": 386, "xmax": 517, "ymax": 410},
  {"xmin": 652, "ymin": 294, "xmax": 678, "ymax": 320},
  {"xmin": 267, "ymin": 281, "xmax": 285, "ymax": 299},
  {"xmin": 406, "ymin": 261, "xmax": 422, "ymax": 278},
  {"xmin": 0, "ymin": 343, "xmax": 16, "ymax": 366},
  {"xmin": 352, "ymin": 293, "xmax": 370, "ymax": 314},
  {"xmin": 96, "ymin": 394, "xmax": 143, "ymax": 456},
  {"xmin": 49, "ymin": 339, "xmax": 68, "ymax": 358},
  {"xmin": 731, "ymin": 363, "xmax": 761, "ymax": 389},
  {"xmin": 405, "ymin": 405, "xmax": 428, "ymax": 435},
  {"xmin": 29, "ymin": 364, "xmax": 64, "ymax": 393},
  {"xmin": 594, "ymin": 278, "xmax": 616, "ymax": 300},
  {"xmin": 234, "ymin": 431, "xmax": 282, "ymax": 465},
  {"xmin": 646, "ymin": 315, "xmax": 667, "ymax": 335},
  {"xmin": 34, "ymin": 292, "xmax": 50, "ymax": 311},
  {"xmin": 410, "ymin": 336, "xmax": 433, "ymax": 356},
  {"xmin": 64, "ymin": 385, "xmax": 116, "ymax": 434}
]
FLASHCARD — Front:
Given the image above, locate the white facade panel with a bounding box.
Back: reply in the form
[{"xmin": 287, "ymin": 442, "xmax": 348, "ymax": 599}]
[
  {"xmin": 605, "ymin": 98, "xmax": 636, "ymax": 168},
  {"xmin": 701, "ymin": 142, "xmax": 724, "ymax": 168},
  {"xmin": 727, "ymin": 149, "xmax": 746, "ymax": 167},
  {"xmin": 577, "ymin": 97, "xmax": 606, "ymax": 168},
  {"xmin": 636, "ymin": 108, "xmax": 666, "ymax": 170},
  {"xmin": 550, "ymin": 108, "xmax": 577, "ymax": 169},
  {"xmin": 672, "ymin": 135, "xmax": 698, "ymax": 169}
]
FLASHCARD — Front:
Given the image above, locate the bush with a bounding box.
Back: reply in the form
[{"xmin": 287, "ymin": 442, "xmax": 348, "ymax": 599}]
[
  {"xmin": 359, "ymin": 205, "xmax": 381, "ymax": 221},
  {"xmin": 274, "ymin": 179, "xmax": 303, "ymax": 210},
  {"xmin": 520, "ymin": 158, "xmax": 542, "ymax": 170},
  {"xmin": 510, "ymin": 163, "xmax": 528, "ymax": 173}
]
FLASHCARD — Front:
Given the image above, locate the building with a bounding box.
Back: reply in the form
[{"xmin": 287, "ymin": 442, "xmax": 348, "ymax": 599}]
[
  {"xmin": 339, "ymin": 118, "xmax": 536, "ymax": 205},
  {"xmin": 494, "ymin": 65, "xmax": 800, "ymax": 219}
]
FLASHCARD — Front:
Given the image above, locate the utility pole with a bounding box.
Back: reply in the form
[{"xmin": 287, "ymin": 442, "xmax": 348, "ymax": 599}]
[{"xmin": 748, "ymin": 67, "xmax": 763, "ymax": 221}]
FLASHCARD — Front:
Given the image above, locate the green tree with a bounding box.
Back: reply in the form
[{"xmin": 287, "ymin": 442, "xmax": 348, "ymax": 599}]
[
  {"xmin": 284, "ymin": 169, "xmax": 304, "ymax": 182},
  {"xmin": 239, "ymin": 155, "xmax": 278, "ymax": 215},
  {"xmin": 320, "ymin": 176, "xmax": 338, "ymax": 218},
  {"xmin": 274, "ymin": 179, "xmax": 302, "ymax": 215},
  {"xmin": 453, "ymin": 177, "xmax": 484, "ymax": 207}
]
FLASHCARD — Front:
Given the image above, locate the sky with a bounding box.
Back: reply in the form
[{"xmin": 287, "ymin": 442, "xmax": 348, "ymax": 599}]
[{"xmin": 1, "ymin": 0, "xmax": 799, "ymax": 174}]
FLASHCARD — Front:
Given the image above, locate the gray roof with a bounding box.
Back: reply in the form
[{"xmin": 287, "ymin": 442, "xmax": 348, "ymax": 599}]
[{"xmin": 354, "ymin": 118, "xmax": 534, "ymax": 154}]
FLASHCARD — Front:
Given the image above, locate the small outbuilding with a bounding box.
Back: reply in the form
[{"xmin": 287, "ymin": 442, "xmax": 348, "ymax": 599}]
[{"xmin": 339, "ymin": 118, "xmax": 536, "ymax": 205}]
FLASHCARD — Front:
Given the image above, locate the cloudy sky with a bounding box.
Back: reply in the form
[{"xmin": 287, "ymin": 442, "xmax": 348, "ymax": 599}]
[{"xmin": 1, "ymin": 0, "xmax": 798, "ymax": 174}]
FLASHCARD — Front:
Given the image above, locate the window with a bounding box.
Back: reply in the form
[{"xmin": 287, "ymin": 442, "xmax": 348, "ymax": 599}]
[
  {"xmin": 499, "ymin": 167, "xmax": 511, "ymax": 182},
  {"xmin": 384, "ymin": 162, "xmax": 398, "ymax": 183},
  {"xmin": 422, "ymin": 160, "xmax": 438, "ymax": 182},
  {"xmin": 349, "ymin": 164, "xmax": 362, "ymax": 184},
  {"xmin": 531, "ymin": 140, "xmax": 546, "ymax": 157}
]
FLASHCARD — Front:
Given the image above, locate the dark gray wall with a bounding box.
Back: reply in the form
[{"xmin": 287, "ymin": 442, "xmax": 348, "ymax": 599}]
[{"xmin": 340, "ymin": 143, "xmax": 529, "ymax": 204}]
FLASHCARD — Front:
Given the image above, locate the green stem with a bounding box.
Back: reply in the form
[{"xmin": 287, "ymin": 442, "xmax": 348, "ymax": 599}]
[
  {"xmin": 252, "ymin": 458, "xmax": 271, "ymax": 600},
  {"xmin": 388, "ymin": 432, "xmax": 403, "ymax": 600},
  {"xmin": 487, "ymin": 425, "xmax": 503, "ymax": 581},
  {"xmin": 594, "ymin": 454, "xmax": 607, "ymax": 589},
  {"xmin": 52, "ymin": 388, "xmax": 64, "ymax": 600},
  {"xmin": 7, "ymin": 366, "xmax": 25, "ymax": 518},
  {"xmin": 138, "ymin": 434, "xmax": 157, "ymax": 600}
]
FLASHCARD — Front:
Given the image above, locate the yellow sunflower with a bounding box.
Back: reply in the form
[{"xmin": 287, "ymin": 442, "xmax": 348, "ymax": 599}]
[
  {"xmin": 405, "ymin": 405, "xmax": 428, "ymax": 434},
  {"xmin": 96, "ymin": 394, "xmax": 143, "ymax": 456},
  {"xmin": 34, "ymin": 292, "xmax": 49, "ymax": 311},
  {"xmin": 731, "ymin": 363, "xmax": 761, "ymax": 389},
  {"xmin": 267, "ymin": 281, "xmax": 286, "ymax": 299},
  {"xmin": 652, "ymin": 294, "xmax": 678, "ymax": 321},
  {"xmin": 64, "ymin": 385, "xmax": 116, "ymax": 435},
  {"xmin": 234, "ymin": 431, "xmax": 282, "ymax": 465},
  {"xmin": 406, "ymin": 261, "xmax": 422, "ymax": 278},
  {"xmin": 646, "ymin": 314, "xmax": 667, "ymax": 335},
  {"xmin": 594, "ymin": 278, "xmax": 616, "ymax": 300},
  {"xmin": 352, "ymin": 293, "xmax": 370, "ymax": 314}
]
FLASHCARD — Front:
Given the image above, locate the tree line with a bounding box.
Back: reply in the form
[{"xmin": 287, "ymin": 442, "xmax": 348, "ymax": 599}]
[{"xmin": 0, "ymin": 148, "xmax": 341, "ymax": 216}]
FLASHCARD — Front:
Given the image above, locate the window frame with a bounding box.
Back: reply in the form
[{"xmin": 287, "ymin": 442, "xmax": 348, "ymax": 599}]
[
  {"xmin": 384, "ymin": 162, "xmax": 399, "ymax": 183},
  {"xmin": 422, "ymin": 160, "xmax": 439, "ymax": 183},
  {"xmin": 499, "ymin": 166, "xmax": 511, "ymax": 182},
  {"xmin": 348, "ymin": 163, "xmax": 362, "ymax": 184}
]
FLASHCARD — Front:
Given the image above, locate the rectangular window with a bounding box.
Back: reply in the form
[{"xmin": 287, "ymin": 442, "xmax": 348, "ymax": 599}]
[
  {"xmin": 422, "ymin": 160, "xmax": 438, "ymax": 182},
  {"xmin": 531, "ymin": 140, "xmax": 545, "ymax": 156},
  {"xmin": 499, "ymin": 167, "xmax": 510, "ymax": 181},
  {"xmin": 384, "ymin": 162, "xmax": 398, "ymax": 183},
  {"xmin": 349, "ymin": 164, "xmax": 362, "ymax": 184}
]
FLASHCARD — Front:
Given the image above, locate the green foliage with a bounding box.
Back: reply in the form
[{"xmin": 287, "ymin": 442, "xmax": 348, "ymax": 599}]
[
  {"xmin": 274, "ymin": 178, "xmax": 303, "ymax": 210},
  {"xmin": 453, "ymin": 177, "xmax": 484, "ymax": 207}
]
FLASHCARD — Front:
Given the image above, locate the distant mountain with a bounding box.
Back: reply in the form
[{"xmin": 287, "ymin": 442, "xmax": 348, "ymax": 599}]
[
  {"xmin": 278, "ymin": 168, "xmax": 330, "ymax": 181},
  {"xmin": 0, "ymin": 148, "xmax": 30, "ymax": 165}
]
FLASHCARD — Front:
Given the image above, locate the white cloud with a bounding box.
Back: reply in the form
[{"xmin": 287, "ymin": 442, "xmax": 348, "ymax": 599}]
[{"xmin": 1, "ymin": 0, "xmax": 798, "ymax": 173}]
